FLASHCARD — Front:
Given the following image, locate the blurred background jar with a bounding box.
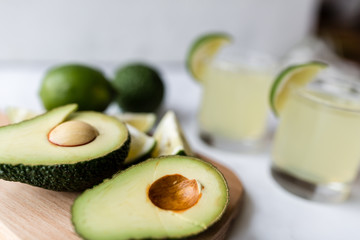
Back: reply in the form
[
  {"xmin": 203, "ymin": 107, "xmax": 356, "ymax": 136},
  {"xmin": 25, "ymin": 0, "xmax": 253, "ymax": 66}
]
[{"xmin": 316, "ymin": 0, "xmax": 360, "ymax": 65}]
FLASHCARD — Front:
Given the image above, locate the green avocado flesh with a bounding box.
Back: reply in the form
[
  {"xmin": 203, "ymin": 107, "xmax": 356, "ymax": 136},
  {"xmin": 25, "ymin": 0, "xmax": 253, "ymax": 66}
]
[
  {"xmin": 0, "ymin": 104, "xmax": 130, "ymax": 191},
  {"xmin": 152, "ymin": 111, "xmax": 193, "ymax": 157},
  {"xmin": 72, "ymin": 156, "xmax": 229, "ymax": 240}
]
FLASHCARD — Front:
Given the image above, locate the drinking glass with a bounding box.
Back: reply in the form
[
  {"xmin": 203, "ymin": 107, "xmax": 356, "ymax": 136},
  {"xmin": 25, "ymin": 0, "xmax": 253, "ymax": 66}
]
[
  {"xmin": 197, "ymin": 49, "xmax": 276, "ymax": 152},
  {"xmin": 271, "ymin": 70, "xmax": 360, "ymax": 202}
]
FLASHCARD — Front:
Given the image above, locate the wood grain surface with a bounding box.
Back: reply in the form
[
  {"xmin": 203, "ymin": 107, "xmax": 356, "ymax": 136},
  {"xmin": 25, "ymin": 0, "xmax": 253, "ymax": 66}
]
[{"xmin": 0, "ymin": 155, "xmax": 244, "ymax": 240}]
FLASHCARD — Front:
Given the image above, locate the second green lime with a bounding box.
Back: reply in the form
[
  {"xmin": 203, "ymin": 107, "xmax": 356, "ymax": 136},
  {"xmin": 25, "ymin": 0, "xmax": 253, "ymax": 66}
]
[
  {"xmin": 113, "ymin": 63, "xmax": 165, "ymax": 112},
  {"xmin": 39, "ymin": 64, "xmax": 114, "ymax": 111}
]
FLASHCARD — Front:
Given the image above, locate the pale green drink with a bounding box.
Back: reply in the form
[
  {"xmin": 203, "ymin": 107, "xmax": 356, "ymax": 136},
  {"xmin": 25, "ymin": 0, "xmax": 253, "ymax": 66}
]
[
  {"xmin": 272, "ymin": 79, "xmax": 360, "ymax": 202},
  {"xmin": 198, "ymin": 54, "xmax": 274, "ymax": 152}
]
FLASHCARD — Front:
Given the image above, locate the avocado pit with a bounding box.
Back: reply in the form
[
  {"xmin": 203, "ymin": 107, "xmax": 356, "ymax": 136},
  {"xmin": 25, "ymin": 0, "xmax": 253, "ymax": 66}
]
[
  {"xmin": 48, "ymin": 120, "xmax": 99, "ymax": 147},
  {"xmin": 148, "ymin": 174, "xmax": 202, "ymax": 211}
]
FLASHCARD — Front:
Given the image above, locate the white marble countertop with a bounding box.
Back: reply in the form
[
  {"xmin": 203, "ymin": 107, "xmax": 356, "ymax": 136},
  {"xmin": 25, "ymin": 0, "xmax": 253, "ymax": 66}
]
[{"xmin": 0, "ymin": 62, "xmax": 359, "ymax": 240}]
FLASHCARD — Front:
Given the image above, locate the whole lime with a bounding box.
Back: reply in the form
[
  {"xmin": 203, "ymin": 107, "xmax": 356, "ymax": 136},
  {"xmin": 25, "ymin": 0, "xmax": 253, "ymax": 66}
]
[
  {"xmin": 39, "ymin": 64, "xmax": 114, "ymax": 111},
  {"xmin": 113, "ymin": 63, "xmax": 165, "ymax": 112}
]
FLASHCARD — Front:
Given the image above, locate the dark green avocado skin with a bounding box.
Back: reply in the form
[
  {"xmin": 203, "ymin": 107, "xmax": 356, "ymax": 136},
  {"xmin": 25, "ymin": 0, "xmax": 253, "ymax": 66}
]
[{"xmin": 0, "ymin": 136, "xmax": 130, "ymax": 192}]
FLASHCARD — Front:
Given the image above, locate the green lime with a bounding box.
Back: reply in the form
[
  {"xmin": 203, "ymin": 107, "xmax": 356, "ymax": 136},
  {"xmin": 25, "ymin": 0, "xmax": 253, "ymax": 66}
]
[
  {"xmin": 113, "ymin": 112, "xmax": 156, "ymax": 133},
  {"xmin": 39, "ymin": 64, "xmax": 114, "ymax": 111},
  {"xmin": 270, "ymin": 61, "xmax": 328, "ymax": 116},
  {"xmin": 186, "ymin": 33, "xmax": 231, "ymax": 81},
  {"xmin": 151, "ymin": 111, "xmax": 192, "ymax": 157},
  {"xmin": 113, "ymin": 63, "xmax": 164, "ymax": 112}
]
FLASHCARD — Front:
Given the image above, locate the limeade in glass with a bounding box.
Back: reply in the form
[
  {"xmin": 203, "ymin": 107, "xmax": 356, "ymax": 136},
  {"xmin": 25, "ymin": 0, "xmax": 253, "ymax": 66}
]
[
  {"xmin": 198, "ymin": 51, "xmax": 274, "ymax": 152},
  {"xmin": 272, "ymin": 75, "xmax": 360, "ymax": 202}
]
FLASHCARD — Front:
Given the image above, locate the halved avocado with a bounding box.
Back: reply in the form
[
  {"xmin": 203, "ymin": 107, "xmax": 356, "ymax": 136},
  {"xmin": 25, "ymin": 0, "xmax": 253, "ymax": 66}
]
[
  {"xmin": 72, "ymin": 155, "xmax": 229, "ymax": 239},
  {"xmin": 0, "ymin": 104, "xmax": 130, "ymax": 191}
]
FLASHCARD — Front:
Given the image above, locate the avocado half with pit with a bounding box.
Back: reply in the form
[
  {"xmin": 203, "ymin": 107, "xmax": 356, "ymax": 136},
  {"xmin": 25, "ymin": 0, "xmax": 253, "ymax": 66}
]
[
  {"xmin": 72, "ymin": 155, "xmax": 229, "ymax": 239},
  {"xmin": 0, "ymin": 104, "xmax": 130, "ymax": 191}
]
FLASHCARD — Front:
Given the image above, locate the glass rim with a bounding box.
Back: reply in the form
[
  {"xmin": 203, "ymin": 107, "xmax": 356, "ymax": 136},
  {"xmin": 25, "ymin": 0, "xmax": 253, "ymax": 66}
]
[
  {"xmin": 207, "ymin": 55, "xmax": 277, "ymax": 73},
  {"xmin": 204, "ymin": 46, "xmax": 277, "ymax": 72},
  {"xmin": 293, "ymin": 81, "xmax": 360, "ymax": 113}
]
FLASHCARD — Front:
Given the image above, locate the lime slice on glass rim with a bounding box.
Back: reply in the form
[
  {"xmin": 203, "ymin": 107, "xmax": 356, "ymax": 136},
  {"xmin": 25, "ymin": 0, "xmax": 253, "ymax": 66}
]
[
  {"xmin": 186, "ymin": 33, "xmax": 231, "ymax": 81},
  {"xmin": 270, "ymin": 61, "xmax": 328, "ymax": 116},
  {"xmin": 151, "ymin": 111, "xmax": 193, "ymax": 157},
  {"xmin": 113, "ymin": 112, "xmax": 156, "ymax": 133},
  {"xmin": 124, "ymin": 124, "xmax": 156, "ymax": 166}
]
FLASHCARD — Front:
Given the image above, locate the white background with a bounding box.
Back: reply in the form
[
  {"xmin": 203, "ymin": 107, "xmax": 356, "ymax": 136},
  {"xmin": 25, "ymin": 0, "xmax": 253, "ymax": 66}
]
[{"xmin": 0, "ymin": 0, "xmax": 318, "ymax": 62}]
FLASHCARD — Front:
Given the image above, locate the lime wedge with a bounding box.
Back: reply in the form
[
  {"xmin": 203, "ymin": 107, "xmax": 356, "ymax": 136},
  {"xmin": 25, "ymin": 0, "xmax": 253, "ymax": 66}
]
[
  {"xmin": 270, "ymin": 61, "xmax": 328, "ymax": 116},
  {"xmin": 124, "ymin": 124, "xmax": 156, "ymax": 165},
  {"xmin": 151, "ymin": 111, "xmax": 193, "ymax": 157},
  {"xmin": 186, "ymin": 33, "xmax": 231, "ymax": 81},
  {"xmin": 6, "ymin": 107, "xmax": 39, "ymax": 124},
  {"xmin": 113, "ymin": 113, "xmax": 156, "ymax": 133}
]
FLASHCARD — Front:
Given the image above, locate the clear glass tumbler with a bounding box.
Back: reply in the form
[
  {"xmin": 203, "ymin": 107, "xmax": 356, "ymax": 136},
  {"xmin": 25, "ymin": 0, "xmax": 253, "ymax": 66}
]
[
  {"xmin": 198, "ymin": 49, "xmax": 276, "ymax": 152},
  {"xmin": 271, "ymin": 71, "xmax": 360, "ymax": 202}
]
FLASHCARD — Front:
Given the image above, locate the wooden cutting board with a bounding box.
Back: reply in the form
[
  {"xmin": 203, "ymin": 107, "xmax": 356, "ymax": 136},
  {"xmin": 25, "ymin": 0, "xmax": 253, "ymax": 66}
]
[{"xmin": 0, "ymin": 155, "xmax": 244, "ymax": 240}]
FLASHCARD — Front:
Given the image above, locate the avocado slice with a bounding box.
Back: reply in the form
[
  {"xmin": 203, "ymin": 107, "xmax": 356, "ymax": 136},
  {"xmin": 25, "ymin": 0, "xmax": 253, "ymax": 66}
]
[
  {"xmin": 123, "ymin": 123, "xmax": 156, "ymax": 166},
  {"xmin": 152, "ymin": 111, "xmax": 193, "ymax": 157},
  {"xmin": 72, "ymin": 155, "xmax": 229, "ymax": 239},
  {"xmin": 0, "ymin": 104, "xmax": 130, "ymax": 191}
]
